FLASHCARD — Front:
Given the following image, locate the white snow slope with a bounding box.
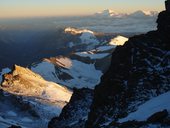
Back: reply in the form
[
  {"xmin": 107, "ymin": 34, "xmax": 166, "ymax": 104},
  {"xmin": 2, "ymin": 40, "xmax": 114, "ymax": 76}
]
[
  {"xmin": 109, "ymin": 36, "xmax": 129, "ymax": 46},
  {"xmin": 119, "ymin": 91, "xmax": 170, "ymax": 123},
  {"xmin": 32, "ymin": 35, "xmax": 128, "ymax": 89},
  {"xmin": 65, "ymin": 27, "xmax": 100, "ymax": 50},
  {"xmin": 75, "ymin": 35, "xmax": 128, "ymax": 59},
  {"xmin": 32, "ymin": 59, "xmax": 102, "ymax": 89},
  {"xmin": 0, "ymin": 65, "xmax": 72, "ymax": 128}
]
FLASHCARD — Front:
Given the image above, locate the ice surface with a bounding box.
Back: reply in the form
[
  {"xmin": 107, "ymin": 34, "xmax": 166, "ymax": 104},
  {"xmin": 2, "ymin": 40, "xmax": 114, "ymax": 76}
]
[
  {"xmin": 109, "ymin": 36, "xmax": 128, "ymax": 46},
  {"xmin": 32, "ymin": 59, "xmax": 103, "ymax": 89},
  {"xmin": 119, "ymin": 91, "xmax": 170, "ymax": 122},
  {"xmin": 0, "ymin": 68, "xmax": 11, "ymax": 83}
]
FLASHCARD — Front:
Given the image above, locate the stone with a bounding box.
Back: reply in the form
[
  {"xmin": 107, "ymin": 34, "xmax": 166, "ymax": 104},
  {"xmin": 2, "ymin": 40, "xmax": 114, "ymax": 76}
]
[
  {"xmin": 8, "ymin": 125, "xmax": 22, "ymax": 128},
  {"xmin": 165, "ymin": 0, "xmax": 170, "ymax": 12}
]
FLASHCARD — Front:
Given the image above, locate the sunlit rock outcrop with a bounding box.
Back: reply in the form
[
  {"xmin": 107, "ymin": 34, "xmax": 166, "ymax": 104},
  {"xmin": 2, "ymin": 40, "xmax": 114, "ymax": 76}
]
[{"xmin": 0, "ymin": 65, "xmax": 72, "ymax": 128}]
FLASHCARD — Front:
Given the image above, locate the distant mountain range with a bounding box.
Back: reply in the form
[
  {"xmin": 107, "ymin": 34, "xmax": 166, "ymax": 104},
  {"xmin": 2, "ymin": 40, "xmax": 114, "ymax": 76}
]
[{"xmin": 94, "ymin": 9, "xmax": 158, "ymax": 18}]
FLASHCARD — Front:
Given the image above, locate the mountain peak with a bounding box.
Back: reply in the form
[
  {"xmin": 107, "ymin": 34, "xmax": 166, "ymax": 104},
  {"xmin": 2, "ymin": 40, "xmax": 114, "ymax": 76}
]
[
  {"xmin": 64, "ymin": 27, "xmax": 94, "ymax": 35},
  {"xmin": 94, "ymin": 9, "xmax": 158, "ymax": 18},
  {"xmin": 130, "ymin": 10, "xmax": 158, "ymax": 17},
  {"xmin": 95, "ymin": 9, "xmax": 122, "ymax": 17},
  {"xmin": 1, "ymin": 65, "xmax": 72, "ymax": 103},
  {"xmin": 102, "ymin": 9, "xmax": 115, "ymax": 14},
  {"xmin": 165, "ymin": 0, "xmax": 170, "ymax": 12}
]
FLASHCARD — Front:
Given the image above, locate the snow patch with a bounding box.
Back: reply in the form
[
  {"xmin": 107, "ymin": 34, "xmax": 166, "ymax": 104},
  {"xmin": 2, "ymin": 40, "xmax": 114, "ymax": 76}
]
[
  {"xmin": 65, "ymin": 27, "xmax": 94, "ymax": 35},
  {"xmin": 32, "ymin": 60, "xmax": 103, "ymax": 89},
  {"xmin": 75, "ymin": 45, "xmax": 115, "ymax": 59},
  {"xmin": 44, "ymin": 57, "xmax": 72, "ymax": 69},
  {"xmin": 119, "ymin": 91, "xmax": 170, "ymax": 123},
  {"xmin": 109, "ymin": 36, "xmax": 128, "ymax": 46},
  {"xmin": 129, "ymin": 10, "xmax": 158, "ymax": 17},
  {"xmin": 0, "ymin": 68, "xmax": 11, "ymax": 83},
  {"xmin": 79, "ymin": 31, "xmax": 99, "ymax": 45},
  {"xmin": 75, "ymin": 52, "xmax": 109, "ymax": 59},
  {"xmin": 65, "ymin": 27, "xmax": 100, "ymax": 49},
  {"xmin": 96, "ymin": 45, "xmax": 116, "ymax": 51},
  {"xmin": 95, "ymin": 9, "xmax": 126, "ymax": 18}
]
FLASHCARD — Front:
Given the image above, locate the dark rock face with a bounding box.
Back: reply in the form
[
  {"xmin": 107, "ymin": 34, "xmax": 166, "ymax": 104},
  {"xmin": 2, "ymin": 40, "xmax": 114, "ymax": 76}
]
[
  {"xmin": 48, "ymin": 88, "xmax": 93, "ymax": 128},
  {"xmin": 86, "ymin": 10, "xmax": 170, "ymax": 128},
  {"xmin": 157, "ymin": 11, "xmax": 170, "ymax": 44},
  {"xmin": 165, "ymin": 0, "xmax": 170, "ymax": 12},
  {"xmin": 8, "ymin": 125, "xmax": 22, "ymax": 128},
  {"xmin": 147, "ymin": 109, "xmax": 168, "ymax": 123}
]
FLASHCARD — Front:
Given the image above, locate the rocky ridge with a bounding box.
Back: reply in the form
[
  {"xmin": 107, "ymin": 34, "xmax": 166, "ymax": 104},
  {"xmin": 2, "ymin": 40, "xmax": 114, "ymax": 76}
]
[{"xmin": 48, "ymin": 88, "xmax": 93, "ymax": 128}]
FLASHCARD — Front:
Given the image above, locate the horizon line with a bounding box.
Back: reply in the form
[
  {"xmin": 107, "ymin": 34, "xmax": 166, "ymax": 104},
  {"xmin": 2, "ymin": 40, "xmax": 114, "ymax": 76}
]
[{"xmin": 0, "ymin": 9, "xmax": 164, "ymax": 20}]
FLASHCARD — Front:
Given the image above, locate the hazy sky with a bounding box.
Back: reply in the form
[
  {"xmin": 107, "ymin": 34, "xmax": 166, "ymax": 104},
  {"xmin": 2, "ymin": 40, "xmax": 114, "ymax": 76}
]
[{"xmin": 0, "ymin": 0, "xmax": 165, "ymax": 18}]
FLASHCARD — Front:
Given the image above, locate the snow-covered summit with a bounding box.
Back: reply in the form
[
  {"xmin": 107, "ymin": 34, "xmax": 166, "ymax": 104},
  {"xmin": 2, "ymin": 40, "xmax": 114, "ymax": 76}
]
[
  {"xmin": 94, "ymin": 9, "xmax": 158, "ymax": 18},
  {"xmin": 65, "ymin": 27, "xmax": 100, "ymax": 49},
  {"xmin": 95, "ymin": 9, "xmax": 126, "ymax": 18},
  {"xmin": 119, "ymin": 91, "xmax": 170, "ymax": 123},
  {"xmin": 64, "ymin": 27, "xmax": 94, "ymax": 35},
  {"xmin": 129, "ymin": 10, "xmax": 158, "ymax": 17},
  {"xmin": 1, "ymin": 65, "xmax": 72, "ymax": 103},
  {"xmin": 32, "ymin": 57, "xmax": 103, "ymax": 89},
  {"xmin": 0, "ymin": 65, "xmax": 73, "ymax": 128}
]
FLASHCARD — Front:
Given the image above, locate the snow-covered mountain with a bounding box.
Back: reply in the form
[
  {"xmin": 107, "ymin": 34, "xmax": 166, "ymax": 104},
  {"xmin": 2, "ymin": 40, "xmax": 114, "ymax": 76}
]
[
  {"xmin": 65, "ymin": 27, "xmax": 95, "ymax": 35},
  {"xmin": 129, "ymin": 10, "xmax": 158, "ymax": 18},
  {"xmin": 64, "ymin": 27, "xmax": 100, "ymax": 50},
  {"xmin": 0, "ymin": 65, "xmax": 72, "ymax": 128},
  {"xmin": 0, "ymin": 68, "xmax": 10, "ymax": 83},
  {"xmin": 94, "ymin": 9, "xmax": 158, "ymax": 18},
  {"xmin": 0, "ymin": 8, "xmax": 162, "ymax": 128},
  {"xmin": 31, "ymin": 57, "xmax": 103, "ymax": 89},
  {"xmin": 31, "ymin": 34, "xmax": 128, "ymax": 89},
  {"xmin": 94, "ymin": 9, "xmax": 127, "ymax": 18},
  {"xmin": 0, "ymin": 28, "xmax": 129, "ymax": 127},
  {"xmin": 49, "ymin": 4, "xmax": 170, "ymax": 128}
]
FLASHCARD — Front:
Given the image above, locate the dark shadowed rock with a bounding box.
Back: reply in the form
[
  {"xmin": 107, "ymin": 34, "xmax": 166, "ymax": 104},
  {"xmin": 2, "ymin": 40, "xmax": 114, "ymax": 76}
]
[
  {"xmin": 8, "ymin": 125, "xmax": 22, "ymax": 128},
  {"xmin": 147, "ymin": 109, "xmax": 168, "ymax": 123},
  {"xmin": 165, "ymin": 0, "xmax": 170, "ymax": 12},
  {"xmin": 48, "ymin": 88, "xmax": 93, "ymax": 128}
]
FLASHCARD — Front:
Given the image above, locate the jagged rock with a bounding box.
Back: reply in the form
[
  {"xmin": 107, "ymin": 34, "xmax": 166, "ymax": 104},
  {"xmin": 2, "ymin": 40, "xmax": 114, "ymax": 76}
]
[
  {"xmin": 86, "ymin": 8, "xmax": 170, "ymax": 128},
  {"xmin": 163, "ymin": 117, "xmax": 170, "ymax": 125},
  {"xmin": 48, "ymin": 88, "xmax": 93, "ymax": 128},
  {"xmin": 117, "ymin": 121, "xmax": 146, "ymax": 128},
  {"xmin": 165, "ymin": 0, "xmax": 170, "ymax": 12},
  {"xmin": 8, "ymin": 125, "xmax": 22, "ymax": 128},
  {"xmin": 147, "ymin": 109, "xmax": 168, "ymax": 123},
  {"xmin": 157, "ymin": 11, "xmax": 170, "ymax": 44}
]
